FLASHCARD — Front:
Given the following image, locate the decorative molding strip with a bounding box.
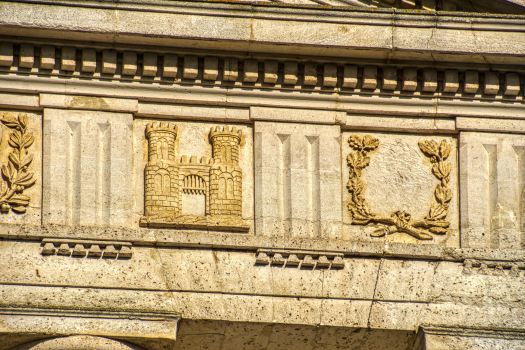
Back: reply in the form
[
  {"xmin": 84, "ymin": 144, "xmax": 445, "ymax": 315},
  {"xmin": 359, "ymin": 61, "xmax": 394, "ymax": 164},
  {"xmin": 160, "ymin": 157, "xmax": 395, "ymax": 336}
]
[
  {"xmin": 255, "ymin": 249, "xmax": 345, "ymax": 269},
  {"xmin": 41, "ymin": 238, "xmax": 133, "ymax": 259},
  {"xmin": 0, "ymin": 43, "xmax": 523, "ymax": 101},
  {"xmin": 463, "ymin": 259, "xmax": 525, "ymax": 277}
]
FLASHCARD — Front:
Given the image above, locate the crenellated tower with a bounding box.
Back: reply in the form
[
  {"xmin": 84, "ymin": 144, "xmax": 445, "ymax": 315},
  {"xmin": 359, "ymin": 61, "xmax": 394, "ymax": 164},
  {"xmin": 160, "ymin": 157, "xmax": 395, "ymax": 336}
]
[
  {"xmin": 209, "ymin": 126, "xmax": 243, "ymax": 217},
  {"xmin": 144, "ymin": 122, "xmax": 180, "ymax": 218}
]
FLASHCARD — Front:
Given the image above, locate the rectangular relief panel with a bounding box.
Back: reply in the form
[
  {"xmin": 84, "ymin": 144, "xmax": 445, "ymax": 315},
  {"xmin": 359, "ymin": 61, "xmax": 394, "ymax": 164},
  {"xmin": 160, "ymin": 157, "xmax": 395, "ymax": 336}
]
[
  {"xmin": 0, "ymin": 110, "xmax": 41, "ymax": 225},
  {"xmin": 341, "ymin": 131, "xmax": 459, "ymax": 247},
  {"xmin": 134, "ymin": 119, "xmax": 253, "ymax": 232},
  {"xmin": 460, "ymin": 132, "xmax": 525, "ymax": 249},
  {"xmin": 254, "ymin": 121, "xmax": 341, "ymax": 239},
  {"xmin": 43, "ymin": 109, "xmax": 133, "ymax": 228}
]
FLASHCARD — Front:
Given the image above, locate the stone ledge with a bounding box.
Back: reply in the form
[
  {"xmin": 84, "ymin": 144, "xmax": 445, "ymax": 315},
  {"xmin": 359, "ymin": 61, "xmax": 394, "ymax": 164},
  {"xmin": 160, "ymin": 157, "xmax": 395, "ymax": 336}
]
[{"xmin": 1, "ymin": 223, "xmax": 524, "ymax": 262}]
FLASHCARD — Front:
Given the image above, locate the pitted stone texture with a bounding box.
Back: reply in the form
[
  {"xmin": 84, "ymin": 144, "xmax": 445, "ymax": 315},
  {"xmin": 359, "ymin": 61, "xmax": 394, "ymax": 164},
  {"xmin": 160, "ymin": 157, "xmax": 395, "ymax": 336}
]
[
  {"xmin": 420, "ymin": 333, "xmax": 525, "ymax": 350},
  {"xmin": 342, "ymin": 132, "xmax": 459, "ymax": 246},
  {"xmin": 42, "ymin": 109, "xmax": 133, "ymax": 227},
  {"xmin": 460, "ymin": 132, "xmax": 525, "ymax": 250},
  {"xmin": 133, "ymin": 119, "xmax": 253, "ymax": 230},
  {"xmin": 174, "ymin": 320, "xmax": 414, "ymax": 350},
  {"xmin": 0, "ymin": 111, "xmax": 42, "ymax": 225},
  {"xmin": 10, "ymin": 336, "xmax": 141, "ymax": 350},
  {"xmin": 254, "ymin": 120, "xmax": 342, "ymax": 239}
]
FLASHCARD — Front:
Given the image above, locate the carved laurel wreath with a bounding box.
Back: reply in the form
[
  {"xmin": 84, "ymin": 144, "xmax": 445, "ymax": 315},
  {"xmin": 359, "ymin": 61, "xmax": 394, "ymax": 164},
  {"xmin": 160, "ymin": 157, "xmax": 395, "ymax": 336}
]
[
  {"xmin": 346, "ymin": 134, "xmax": 452, "ymax": 240},
  {"xmin": 0, "ymin": 113, "xmax": 36, "ymax": 213}
]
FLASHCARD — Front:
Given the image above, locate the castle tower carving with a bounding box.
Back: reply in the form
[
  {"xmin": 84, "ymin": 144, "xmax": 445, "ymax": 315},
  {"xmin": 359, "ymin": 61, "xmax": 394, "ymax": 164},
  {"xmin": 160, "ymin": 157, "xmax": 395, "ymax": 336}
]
[
  {"xmin": 209, "ymin": 126, "xmax": 243, "ymax": 217},
  {"xmin": 140, "ymin": 124, "xmax": 248, "ymax": 231},
  {"xmin": 144, "ymin": 122, "xmax": 179, "ymax": 218}
]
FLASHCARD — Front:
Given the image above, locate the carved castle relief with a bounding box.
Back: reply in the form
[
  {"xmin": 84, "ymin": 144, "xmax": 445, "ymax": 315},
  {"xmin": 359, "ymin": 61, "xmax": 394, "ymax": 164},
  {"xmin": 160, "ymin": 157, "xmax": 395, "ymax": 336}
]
[
  {"xmin": 346, "ymin": 134, "xmax": 453, "ymax": 241},
  {"xmin": 139, "ymin": 122, "xmax": 249, "ymax": 231}
]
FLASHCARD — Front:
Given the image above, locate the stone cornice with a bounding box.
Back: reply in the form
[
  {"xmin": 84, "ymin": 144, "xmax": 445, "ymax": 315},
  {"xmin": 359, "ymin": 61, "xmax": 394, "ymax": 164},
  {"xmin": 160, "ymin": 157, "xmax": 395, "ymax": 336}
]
[
  {"xmin": 2, "ymin": 1, "xmax": 525, "ymax": 64},
  {"xmin": 1, "ymin": 41, "xmax": 525, "ymax": 122}
]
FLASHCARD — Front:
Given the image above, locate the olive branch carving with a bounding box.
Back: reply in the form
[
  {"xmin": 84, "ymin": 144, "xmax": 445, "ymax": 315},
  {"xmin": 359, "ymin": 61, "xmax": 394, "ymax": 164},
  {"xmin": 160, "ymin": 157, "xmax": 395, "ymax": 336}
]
[
  {"xmin": 346, "ymin": 135, "xmax": 452, "ymax": 241},
  {"xmin": 0, "ymin": 113, "xmax": 36, "ymax": 213}
]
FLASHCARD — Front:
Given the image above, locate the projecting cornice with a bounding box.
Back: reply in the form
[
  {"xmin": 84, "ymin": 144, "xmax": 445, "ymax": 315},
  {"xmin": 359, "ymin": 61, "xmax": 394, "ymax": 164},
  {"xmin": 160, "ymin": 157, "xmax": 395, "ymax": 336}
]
[{"xmin": 2, "ymin": 1, "xmax": 525, "ymax": 65}]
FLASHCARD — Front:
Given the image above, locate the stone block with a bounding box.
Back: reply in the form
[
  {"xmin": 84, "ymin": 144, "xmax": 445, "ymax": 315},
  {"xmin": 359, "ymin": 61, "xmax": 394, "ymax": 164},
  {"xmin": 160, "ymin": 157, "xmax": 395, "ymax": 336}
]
[
  {"xmin": 342, "ymin": 131, "xmax": 459, "ymax": 246},
  {"xmin": 463, "ymin": 70, "xmax": 479, "ymax": 93},
  {"xmin": 460, "ymin": 132, "xmax": 525, "ymax": 249},
  {"xmin": 43, "ymin": 109, "xmax": 133, "ymax": 227},
  {"xmin": 19, "ymin": 44, "xmax": 34, "ymax": 68},
  {"xmin": 422, "ymin": 68, "xmax": 437, "ymax": 92},
  {"xmin": 342, "ymin": 65, "xmax": 358, "ymax": 88},
  {"xmin": 183, "ymin": 55, "xmax": 198, "ymax": 79},
  {"xmin": 504, "ymin": 72, "xmax": 520, "ymax": 96},
  {"xmin": 142, "ymin": 52, "xmax": 157, "ymax": 76},
  {"xmin": 0, "ymin": 43, "xmax": 13, "ymax": 66},
  {"xmin": 40, "ymin": 45, "xmax": 55, "ymax": 69},
  {"xmin": 303, "ymin": 62, "xmax": 317, "ymax": 86},
  {"xmin": 243, "ymin": 59, "xmax": 258, "ymax": 83},
  {"xmin": 61, "ymin": 47, "xmax": 76, "ymax": 71},
  {"xmin": 254, "ymin": 119, "xmax": 341, "ymax": 239},
  {"xmin": 101, "ymin": 49, "xmax": 117, "ymax": 74},
  {"xmin": 484, "ymin": 71, "xmax": 500, "ymax": 94},
  {"xmin": 362, "ymin": 66, "xmax": 377, "ymax": 89},
  {"xmin": 81, "ymin": 48, "xmax": 96, "ymax": 73},
  {"xmin": 382, "ymin": 67, "xmax": 397, "ymax": 90},
  {"xmin": 162, "ymin": 53, "xmax": 178, "ymax": 78},
  {"xmin": 323, "ymin": 63, "xmax": 337, "ymax": 87},
  {"xmin": 443, "ymin": 69, "xmax": 459, "ymax": 93},
  {"xmin": 283, "ymin": 61, "xmax": 298, "ymax": 85},
  {"xmin": 203, "ymin": 56, "xmax": 218, "ymax": 80},
  {"xmin": 264, "ymin": 60, "xmax": 278, "ymax": 84},
  {"xmin": 122, "ymin": 51, "xmax": 137, "ymax": 75},
  {"xmin": 223, "ymin": 57, "xmax": 238, "ymax": 82},
  {"xmin": 402, "ymin": 67, "xmax": 418, "ymax": 91}
]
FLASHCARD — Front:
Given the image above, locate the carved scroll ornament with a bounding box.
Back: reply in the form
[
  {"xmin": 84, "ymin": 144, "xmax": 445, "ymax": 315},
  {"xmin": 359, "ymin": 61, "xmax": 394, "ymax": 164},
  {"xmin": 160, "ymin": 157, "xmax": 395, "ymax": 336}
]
[
  {"xmin": 0, "ymin": 113, "xmax": 36, "ymax": 214},
  {"xmin": 346, "ymin": 134, "xmax": 452, "ymax": 240}
]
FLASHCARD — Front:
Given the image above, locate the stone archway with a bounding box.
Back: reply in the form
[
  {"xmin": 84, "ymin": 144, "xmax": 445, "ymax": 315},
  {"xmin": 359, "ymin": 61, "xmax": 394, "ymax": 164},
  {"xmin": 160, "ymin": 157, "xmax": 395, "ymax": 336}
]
[{"xmin": 9, "ymin": 336, "xmax": 144, "ymax": 350}]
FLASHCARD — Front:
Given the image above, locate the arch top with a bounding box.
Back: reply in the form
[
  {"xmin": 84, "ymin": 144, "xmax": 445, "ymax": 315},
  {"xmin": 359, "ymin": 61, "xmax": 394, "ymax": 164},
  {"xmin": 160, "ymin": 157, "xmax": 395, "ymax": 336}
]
[{"xmin": 11, "ymin": 336, "xmax": 143, "ymax": 350}]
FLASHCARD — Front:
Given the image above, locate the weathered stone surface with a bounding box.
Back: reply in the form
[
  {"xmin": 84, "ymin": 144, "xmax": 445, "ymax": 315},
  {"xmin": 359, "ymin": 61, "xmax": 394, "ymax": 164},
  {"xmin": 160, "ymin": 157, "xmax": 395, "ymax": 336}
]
[
  {"xmin": 1, "ymin": 1, "xmax": 525, "ymax": 348},
  {"xmin": 43, "ymin": 109, "xmax": 133, "ymax": 227},
  {"xmin": 460, "ymin": 132, "xmax": 525, "ymax": 249},
  {"xmin": 254, "ymin": 119, "xmax": 341, "ymax": 239},
  {"xmin": 342, "ymin": 132, "xmax": 459, "ymax": 246}
]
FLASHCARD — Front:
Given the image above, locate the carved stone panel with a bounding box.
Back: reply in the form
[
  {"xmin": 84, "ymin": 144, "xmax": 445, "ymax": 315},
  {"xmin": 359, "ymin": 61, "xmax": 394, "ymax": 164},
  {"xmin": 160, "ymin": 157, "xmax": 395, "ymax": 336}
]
[
  {"xmin": 341, "ymin": 131, "xmax": 459, "ymax": 246},
  {"xmin": 133, "ymin": 119, "xmax": 253, "ymax": 232},
  {"xmin": 0, "ymin": 110, "xmax": 41, "ymax": 225},
  {"xmin": 460, "ymin": 132, "xmax": 525, "ymax": 249},
  {"xmin": 254, "ymin": 121, "xmax": 341, "ymax": 239},
  {"xmin": 43, "ymin": 109, "xmax": 133, "ymax": 228}
]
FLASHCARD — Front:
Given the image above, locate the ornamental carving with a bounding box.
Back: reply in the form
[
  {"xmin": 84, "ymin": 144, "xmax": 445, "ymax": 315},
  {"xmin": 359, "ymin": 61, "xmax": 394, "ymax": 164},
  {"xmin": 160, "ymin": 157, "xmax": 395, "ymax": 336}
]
[
  {"xmin": 346, "ymin": 134, "xmax": 452, "ymax": 240},
  {"xmin": 139, "ymin": 122, "xmax": 249, "ymax": 231},
  {"xmin": 0, "ymin": 112, "xmax": 36, "ymax": 214}
]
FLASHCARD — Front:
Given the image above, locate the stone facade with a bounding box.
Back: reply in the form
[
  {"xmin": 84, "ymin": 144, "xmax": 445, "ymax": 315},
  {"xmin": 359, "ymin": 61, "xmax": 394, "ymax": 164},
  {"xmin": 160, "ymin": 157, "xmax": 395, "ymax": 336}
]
[{"xmin": 1, "ymin": 1, "xmax": 525, "ymax": 349}]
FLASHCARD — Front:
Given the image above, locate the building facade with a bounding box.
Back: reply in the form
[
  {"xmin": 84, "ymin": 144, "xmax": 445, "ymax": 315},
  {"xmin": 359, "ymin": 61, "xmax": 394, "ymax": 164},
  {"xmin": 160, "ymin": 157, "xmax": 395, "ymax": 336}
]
[{"xmin": 1, "ymin": 0, "xmax": 525, "ymax": 349}]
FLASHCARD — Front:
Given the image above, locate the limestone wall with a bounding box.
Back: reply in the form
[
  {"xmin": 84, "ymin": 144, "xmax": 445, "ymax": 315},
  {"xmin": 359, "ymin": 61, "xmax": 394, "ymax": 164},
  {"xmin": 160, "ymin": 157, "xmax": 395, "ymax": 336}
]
[{"xmin": 0, "ymin": 1, "xmax": 525, "ymax": 349}]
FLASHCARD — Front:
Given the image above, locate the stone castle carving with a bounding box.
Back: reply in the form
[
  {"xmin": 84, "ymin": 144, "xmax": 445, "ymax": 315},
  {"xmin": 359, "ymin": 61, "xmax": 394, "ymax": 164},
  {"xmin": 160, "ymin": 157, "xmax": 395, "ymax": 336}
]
[{"xmin": 139, "ymin": 122, "xmax": 249, "ymax": 231}]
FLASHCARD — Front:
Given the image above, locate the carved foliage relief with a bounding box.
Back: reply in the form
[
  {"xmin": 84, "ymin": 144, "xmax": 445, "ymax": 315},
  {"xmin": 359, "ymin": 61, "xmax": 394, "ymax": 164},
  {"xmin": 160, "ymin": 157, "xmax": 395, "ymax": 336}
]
[
  {"xmin": 0, "ymin": 112, "xmax": 36, "ymax": 214},
  {"xmin": 344, "ymin": 132, "xmax": 457, "ymax": 243}
]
